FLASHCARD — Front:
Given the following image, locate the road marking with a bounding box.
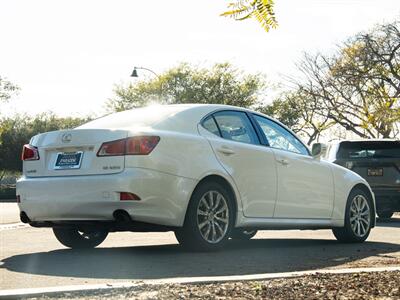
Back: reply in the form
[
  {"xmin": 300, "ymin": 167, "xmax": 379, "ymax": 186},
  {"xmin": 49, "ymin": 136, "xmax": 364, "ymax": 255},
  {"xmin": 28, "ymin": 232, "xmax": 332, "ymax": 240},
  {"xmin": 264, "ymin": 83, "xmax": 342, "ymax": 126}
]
[
  {"xmin": 0, "ymin": 223, "xmax": 29, "ymax": 231},
  {"xmin": 1, "ymin": 266, "xmax": 399, "ymax": 299}
]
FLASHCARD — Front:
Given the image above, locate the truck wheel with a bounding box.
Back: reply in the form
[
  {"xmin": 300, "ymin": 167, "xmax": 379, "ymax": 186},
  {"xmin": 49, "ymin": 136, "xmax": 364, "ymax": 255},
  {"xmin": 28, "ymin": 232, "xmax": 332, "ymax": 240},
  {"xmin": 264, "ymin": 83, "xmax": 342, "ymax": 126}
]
[
  {"xmin": 53, "ymin": 227, "xmax": 108, "ymax": 249},
  {"xmin": 230, "ymin": 229, "xmax": 257, "ymax": 240}
]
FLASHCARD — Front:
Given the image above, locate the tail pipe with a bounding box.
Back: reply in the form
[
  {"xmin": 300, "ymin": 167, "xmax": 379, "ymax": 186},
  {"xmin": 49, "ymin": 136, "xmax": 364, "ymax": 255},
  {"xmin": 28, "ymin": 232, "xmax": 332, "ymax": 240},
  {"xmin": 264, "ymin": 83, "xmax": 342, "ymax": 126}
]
[
  {"xmin": 20, "ymin": 211, "xmax": 31, "ymax": 224},
  {"xmin": 113, "ymin": 210, "xmax": 132, "ymax": 223}
]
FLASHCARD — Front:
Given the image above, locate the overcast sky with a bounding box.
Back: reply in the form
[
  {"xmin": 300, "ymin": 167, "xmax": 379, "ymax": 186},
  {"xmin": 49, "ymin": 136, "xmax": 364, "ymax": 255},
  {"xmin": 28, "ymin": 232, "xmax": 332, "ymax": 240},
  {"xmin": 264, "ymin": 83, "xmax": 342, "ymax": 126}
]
[{"xmin": 1, "ymin": 0, "xmax": 399, "ymax": 117}]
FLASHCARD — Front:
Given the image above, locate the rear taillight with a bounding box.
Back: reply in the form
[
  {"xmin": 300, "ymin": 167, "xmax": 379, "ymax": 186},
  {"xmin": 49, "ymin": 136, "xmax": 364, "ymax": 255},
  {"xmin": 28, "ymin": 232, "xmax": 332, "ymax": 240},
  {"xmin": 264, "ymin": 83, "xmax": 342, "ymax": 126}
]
[
  {"xmin": 21, "ymin": 144, "xmax": 40, "ymax": 161},
  {"xmin": 97, "ymin": 136, "xmax": 160, "ymax": 157},
  {"xmin": 120, "ymin": 192, "xmax": 141, "ymax": 201}
]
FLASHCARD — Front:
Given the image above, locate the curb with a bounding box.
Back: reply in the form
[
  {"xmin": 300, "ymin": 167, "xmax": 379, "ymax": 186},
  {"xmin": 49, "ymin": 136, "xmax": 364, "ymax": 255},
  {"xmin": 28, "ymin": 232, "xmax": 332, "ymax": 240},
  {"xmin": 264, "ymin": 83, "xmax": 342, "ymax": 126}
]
[
  {"xmin": 1, "ymin": 266, "xmax": 399, "ymax": 299},
  {"xmin": 0, "ymin": 223, "xmax": 28, "ymax": 231}
]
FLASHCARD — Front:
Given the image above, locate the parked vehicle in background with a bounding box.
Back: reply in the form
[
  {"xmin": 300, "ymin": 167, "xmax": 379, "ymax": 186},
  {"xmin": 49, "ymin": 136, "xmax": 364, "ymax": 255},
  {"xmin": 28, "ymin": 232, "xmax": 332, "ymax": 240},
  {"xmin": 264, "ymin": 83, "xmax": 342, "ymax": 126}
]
[
  {"xmin": 325, "ymin": 139, "xmax": 400, "ymax": 219},
  {"xmin": 17, "ymin": 104, "xmax": 375, "ymax": 251}
]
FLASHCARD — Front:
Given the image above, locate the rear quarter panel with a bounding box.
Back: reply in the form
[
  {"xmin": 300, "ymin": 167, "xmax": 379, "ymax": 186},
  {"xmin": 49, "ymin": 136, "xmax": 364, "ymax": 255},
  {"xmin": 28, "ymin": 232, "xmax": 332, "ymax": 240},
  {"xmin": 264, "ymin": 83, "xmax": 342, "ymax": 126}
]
[{"xmin": 123, "ymin": 129, "xmax": 243, "ymax": 215}]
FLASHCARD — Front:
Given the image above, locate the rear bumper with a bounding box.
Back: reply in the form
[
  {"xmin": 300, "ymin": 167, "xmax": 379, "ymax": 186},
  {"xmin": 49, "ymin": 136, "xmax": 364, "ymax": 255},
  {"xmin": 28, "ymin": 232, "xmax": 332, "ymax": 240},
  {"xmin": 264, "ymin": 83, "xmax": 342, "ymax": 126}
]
[
  {"xmin": 16, "ymin": 168, "xmax": 198, "ymax": 227},
  {"xmin": 372, "ymin": 188, "xmax": 400, "ymax": 212}
]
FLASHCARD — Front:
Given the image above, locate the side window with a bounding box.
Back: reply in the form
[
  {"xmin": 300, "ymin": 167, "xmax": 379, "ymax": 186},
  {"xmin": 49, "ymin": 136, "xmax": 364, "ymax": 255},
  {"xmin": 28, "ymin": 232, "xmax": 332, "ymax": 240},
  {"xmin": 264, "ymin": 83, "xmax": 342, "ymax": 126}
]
[
  {"xmin": 253, "ymin": 115, "xmax": 309, "ymax": 155},
  {"xmin": 202, "ymin": 116, "xmax": 221, "ymax": 136},
  {"xmin": 213, "ymin": 111, "xmax": 259, "ymax": 145}
]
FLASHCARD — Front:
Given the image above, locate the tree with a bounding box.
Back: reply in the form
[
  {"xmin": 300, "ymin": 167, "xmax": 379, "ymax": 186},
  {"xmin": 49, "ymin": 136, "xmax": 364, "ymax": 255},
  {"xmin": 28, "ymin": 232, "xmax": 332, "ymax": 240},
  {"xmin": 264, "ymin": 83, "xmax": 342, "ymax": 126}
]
[
  {"xmin": 107, "ymin": 62, "xmax": 268, "ymax": 112},
  {"xmin": 0, "ymin": 76, "xmax": 19, "ymax": 103},
  {"xmin": 0, "ymin": 113, "xmax": 90, "ymax": 174},
  {"xmin": 291, "ymin": 21, "xmax": 400, "ymax": 139},
  {"xmin": 221, "ymin": 0, "xmax": 278, "ymax": 32},
  {"xmin": 258, "ymin": 89, "xmax": 334, "ymax": 145}
]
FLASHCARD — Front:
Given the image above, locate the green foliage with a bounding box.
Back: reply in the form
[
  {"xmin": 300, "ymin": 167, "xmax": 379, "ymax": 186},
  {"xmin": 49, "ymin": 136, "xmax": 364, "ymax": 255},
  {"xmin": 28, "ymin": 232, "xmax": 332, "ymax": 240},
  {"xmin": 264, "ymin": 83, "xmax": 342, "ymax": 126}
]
[
  {"xmin": 0, "ymin": 76, "xmax": 19, "ymax": 103},
  {"xmin": 221, "ymin": 0, "xmax": 278, "ymax": 32},
  {"xmin": 256, "ymin": 97, "xmax": 302, "ymax": 130},
  {"xmin": 107, "ymin": 62, "xmax": 268, "ymax": 112},
  {"xmin": 0, "ymin": 113, "xmax": 90, "ymax": 172}
]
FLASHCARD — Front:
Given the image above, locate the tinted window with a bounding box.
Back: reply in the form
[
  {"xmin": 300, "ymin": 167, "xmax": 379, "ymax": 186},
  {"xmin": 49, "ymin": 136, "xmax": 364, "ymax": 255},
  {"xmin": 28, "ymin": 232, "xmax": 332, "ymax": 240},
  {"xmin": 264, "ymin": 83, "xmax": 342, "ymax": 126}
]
[
  {"xmin": 202, "ymin": 116, "xmax": 220, "ymax": 136},
  {"xmin": 253, "ymin": 115, "xmax": 309, "ymax": 155},
  {"xmin": 337, "ymin": 141, "xmax": 400, "ymax": 159},
  {"xmin": 213, "ymin": 111, "xmax": 259, "ymax": 145}
]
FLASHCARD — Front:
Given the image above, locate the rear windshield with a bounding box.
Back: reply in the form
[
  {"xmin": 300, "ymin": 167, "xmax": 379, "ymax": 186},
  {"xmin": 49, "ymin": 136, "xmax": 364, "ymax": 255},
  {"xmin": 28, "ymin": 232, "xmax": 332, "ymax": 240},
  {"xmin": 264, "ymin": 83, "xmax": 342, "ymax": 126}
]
[
  {"xmin": 337, "ymin": 141, "xmax": 400, "ymax": 159},
  {"xmin": 78, "ymin": 105, "xmax": 185, "ymax": 129}
]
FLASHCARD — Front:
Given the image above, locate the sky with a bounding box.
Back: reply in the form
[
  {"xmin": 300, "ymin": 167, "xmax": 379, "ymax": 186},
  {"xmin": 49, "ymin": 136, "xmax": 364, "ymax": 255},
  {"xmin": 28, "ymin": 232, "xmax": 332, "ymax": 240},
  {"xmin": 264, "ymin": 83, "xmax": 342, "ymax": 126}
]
[{"xmin": 1, "ymin": 0, "xmax": 399, "ymax": 118}]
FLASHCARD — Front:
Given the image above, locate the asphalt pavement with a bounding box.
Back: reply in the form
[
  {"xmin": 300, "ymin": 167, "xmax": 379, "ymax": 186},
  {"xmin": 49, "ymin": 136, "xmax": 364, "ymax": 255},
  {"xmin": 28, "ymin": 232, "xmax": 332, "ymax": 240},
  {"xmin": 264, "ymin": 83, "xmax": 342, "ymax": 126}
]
[{"xmin": 0, "ymin": 204, "xmax": 399, "ymax": 291}]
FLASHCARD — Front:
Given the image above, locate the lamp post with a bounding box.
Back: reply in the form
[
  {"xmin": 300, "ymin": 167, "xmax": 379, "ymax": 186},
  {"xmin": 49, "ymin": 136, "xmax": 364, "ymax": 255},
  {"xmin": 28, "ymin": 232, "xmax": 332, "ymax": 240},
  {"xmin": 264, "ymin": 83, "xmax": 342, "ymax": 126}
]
[
  {"xmin": 131, "ymin": 66, "xmax": 159, "ymax": 79},
  {"xmin": 131, "ymin": 66, "xmax": 162, "ymax": 99}
]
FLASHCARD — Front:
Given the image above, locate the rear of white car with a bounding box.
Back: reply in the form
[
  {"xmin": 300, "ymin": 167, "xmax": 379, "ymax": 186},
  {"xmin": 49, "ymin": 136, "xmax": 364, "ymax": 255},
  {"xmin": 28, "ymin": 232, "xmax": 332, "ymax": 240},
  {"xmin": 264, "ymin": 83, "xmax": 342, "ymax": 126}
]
[{"xmin": 17, "ymin": 106, "xmax": 206, "ymax": 229}]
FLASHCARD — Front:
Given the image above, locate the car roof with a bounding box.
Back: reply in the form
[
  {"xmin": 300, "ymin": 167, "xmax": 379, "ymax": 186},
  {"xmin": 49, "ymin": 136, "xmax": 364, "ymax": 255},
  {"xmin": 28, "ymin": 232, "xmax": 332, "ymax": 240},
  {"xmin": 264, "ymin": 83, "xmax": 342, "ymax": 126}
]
[
  {"xmin": 329, "ymin": 139, "xmax": 399, "ymax": 145},
  {"xmin": 79, "ymin": 104, "xmax": 250, "ymax": 132}
]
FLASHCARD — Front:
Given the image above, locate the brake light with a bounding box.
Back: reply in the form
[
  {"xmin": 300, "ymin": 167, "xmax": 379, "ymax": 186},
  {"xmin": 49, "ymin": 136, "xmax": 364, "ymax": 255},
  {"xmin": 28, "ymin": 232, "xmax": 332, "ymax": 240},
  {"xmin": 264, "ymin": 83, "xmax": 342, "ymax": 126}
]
[
  {"xmin": 97, "ymin": 139, "xmax": 126, "ymax": 156},
  {"xmin": 120, "ymin": 192, "xmax": 141, "ymax": 201},
  {"xmin": 126, "ymin": 136, "xmax": 160, "ymax": 155},
  {"xmin": 21, "ymin": 144, "xmax": 40, "ymax": 161},
  {"xmin": 97, "ymin": 136, "xmax": 160, "ymax": 156}
]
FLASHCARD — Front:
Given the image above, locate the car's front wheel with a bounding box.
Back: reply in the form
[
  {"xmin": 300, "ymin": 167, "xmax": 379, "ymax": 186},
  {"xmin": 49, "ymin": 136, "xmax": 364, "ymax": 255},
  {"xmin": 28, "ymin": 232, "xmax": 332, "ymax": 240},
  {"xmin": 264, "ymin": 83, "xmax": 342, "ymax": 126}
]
[
  {"xmin": 332, "ymin": 188, "xmax": 373, "ymax": 243},
  {"xmin": 53, "ymin": 227, "xmax": 108, "ymax": 249},
  {"xmin": 175, "ymin": 181, "xmax": 234, "ymax": 251}
]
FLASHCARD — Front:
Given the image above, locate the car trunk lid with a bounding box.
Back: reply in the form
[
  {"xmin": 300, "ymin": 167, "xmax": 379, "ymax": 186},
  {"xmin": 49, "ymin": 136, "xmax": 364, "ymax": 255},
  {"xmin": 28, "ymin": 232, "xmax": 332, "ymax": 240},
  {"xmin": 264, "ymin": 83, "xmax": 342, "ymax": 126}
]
[{"xmin": 24, "ymin": 129, "xmax": 128, "ymax": 177}]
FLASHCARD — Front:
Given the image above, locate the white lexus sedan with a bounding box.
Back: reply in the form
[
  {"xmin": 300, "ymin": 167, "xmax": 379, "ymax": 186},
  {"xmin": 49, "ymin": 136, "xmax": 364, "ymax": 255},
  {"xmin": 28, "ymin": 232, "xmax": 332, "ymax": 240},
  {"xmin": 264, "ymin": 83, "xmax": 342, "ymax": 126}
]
[{"xmin": 17, "ymin": 104, "xmax": 376, "ymax": 251}]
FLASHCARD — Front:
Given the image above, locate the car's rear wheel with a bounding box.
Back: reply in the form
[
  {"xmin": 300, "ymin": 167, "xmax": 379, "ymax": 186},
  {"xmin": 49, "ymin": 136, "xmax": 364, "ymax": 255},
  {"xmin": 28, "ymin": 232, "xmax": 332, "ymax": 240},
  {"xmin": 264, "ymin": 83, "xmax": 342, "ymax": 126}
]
[
  {"xmin": 377, "ymin": 211, "xmax": 394, "ymax": 219},
  {"xmin": 230, "ymin": 229, "xmax": 257, "ymax": 240},
  {"xmin": 53, "ymin": 227, "xmax": 108, "ymax": 249},
  {"xmin": 175, "ymin": 181, "xmax": 234, "ymax": 251},
  {"xmin": 332, "ymin": 188, "xmax": 373, "ymax": 243}
]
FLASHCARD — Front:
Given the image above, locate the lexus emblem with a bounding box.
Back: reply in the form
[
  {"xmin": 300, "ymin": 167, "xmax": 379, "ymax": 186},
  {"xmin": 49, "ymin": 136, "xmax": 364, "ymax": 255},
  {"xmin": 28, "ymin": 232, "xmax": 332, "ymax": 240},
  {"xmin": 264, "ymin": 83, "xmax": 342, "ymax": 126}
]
[{"xmin": 61, "ymin": 133, "xmax": 72, "ymax": 143}]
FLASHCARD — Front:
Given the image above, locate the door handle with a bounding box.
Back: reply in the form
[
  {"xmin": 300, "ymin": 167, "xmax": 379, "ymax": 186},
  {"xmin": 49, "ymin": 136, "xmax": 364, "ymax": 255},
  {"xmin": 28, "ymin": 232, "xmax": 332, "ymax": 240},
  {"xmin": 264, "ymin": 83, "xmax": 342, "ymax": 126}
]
[
  {"xmin": 217, "ymin": 146, "xmax": 235, "ymax": 155},
  {"xmin": 277, "ymin": 158, "xmax": 289, "ymax": 166}
]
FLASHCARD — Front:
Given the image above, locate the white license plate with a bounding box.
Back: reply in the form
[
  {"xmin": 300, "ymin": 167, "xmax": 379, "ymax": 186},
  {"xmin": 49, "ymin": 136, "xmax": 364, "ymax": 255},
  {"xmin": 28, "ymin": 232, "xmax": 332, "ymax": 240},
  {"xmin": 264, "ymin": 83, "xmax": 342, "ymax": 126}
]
[
  {"xmin": 367, "ymin": 168, "xmax": 383, "ymax": 176},
  {"xmin": 54, "ymin": 151, "xmax": 83, "ymax": 170}
]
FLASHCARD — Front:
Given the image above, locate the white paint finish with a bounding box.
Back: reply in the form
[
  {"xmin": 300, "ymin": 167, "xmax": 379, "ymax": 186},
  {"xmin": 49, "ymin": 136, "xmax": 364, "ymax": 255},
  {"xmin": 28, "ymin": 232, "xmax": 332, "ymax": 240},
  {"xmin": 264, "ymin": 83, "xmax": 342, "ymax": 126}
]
[
  {"xmin": 26, "ymin": 129, "xmax": 128, "ymax": 177},
  {"xmin": 18, "ymin": 104, "xmax": 376, "ymax": 232},
  {"xmin": 272, "ymin": 149, "xmax": 335, "ymax": 219},
  {"xmin": 330, "ymin": 164, "xmax": 376, "ymax": 222},
  {"xmin": 17, "ymin": 168, "xmax": 197, "ymax": 227},
  {"xmin": 124, "ymin": 130, "xmax": 217, "ymax": 180},
  {"xmin": 201, "ymin": 130, "xmax": 278, "ymax": 218}
]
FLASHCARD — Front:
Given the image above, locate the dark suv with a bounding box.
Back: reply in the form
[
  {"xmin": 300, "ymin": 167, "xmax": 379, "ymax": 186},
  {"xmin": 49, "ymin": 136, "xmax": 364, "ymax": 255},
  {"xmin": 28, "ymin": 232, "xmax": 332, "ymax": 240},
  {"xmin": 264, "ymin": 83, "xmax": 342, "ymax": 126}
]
[{"xmin": 325, "ymin": 139, "xmax": 400, "ymax": 219}]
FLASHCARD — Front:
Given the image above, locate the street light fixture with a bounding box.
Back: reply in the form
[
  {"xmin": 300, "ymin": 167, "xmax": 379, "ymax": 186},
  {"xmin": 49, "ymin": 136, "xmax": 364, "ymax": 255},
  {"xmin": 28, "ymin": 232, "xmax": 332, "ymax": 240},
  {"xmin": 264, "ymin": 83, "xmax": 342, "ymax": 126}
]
[
  {"xmin": 130, "ymin": 66, "xmax": 163, "ymax": 99},
  {"xmin": 131, "ymin": 66, "xmax": 159, "ymax": 78}
]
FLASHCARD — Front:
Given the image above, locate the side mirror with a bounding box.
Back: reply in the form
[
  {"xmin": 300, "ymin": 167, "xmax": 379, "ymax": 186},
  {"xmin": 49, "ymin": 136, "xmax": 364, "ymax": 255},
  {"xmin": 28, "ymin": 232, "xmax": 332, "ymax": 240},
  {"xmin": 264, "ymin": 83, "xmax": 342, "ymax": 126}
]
[{"xmin": 311, "ymin": 142, "xmax": 328, "ymax": 158}]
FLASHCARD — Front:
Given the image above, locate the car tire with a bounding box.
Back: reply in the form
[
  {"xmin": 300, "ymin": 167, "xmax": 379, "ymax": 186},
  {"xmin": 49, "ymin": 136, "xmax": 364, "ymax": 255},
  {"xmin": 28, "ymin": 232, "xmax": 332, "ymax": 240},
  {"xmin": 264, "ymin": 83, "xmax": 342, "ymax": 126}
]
[
  {"xmin": 332, "ymin": 188, "xmax": 373, "ymax": 243},
  {"xmin": 230, "ymin": 229, "xmax": 257, "ymax": 240},
  {"xmin": 377, "ymin": 211, "xmax": 394, "ymax": 219},
  {"xmin": 53, "ymin": 227, "xmax": 108, "ymax": 249},
  {"xmin": 175, "ymin": 181, "xmax": 234, "ymax": 251}
]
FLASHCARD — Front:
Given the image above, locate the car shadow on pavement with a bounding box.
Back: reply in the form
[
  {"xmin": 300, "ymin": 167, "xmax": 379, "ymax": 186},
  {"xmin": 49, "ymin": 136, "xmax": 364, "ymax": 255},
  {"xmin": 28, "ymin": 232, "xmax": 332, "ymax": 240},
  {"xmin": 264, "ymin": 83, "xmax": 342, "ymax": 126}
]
[
  {"xmin": 376, "ymin": 216, "xmax": 400, "ymax": 228},
  {"xmin": 2, "ymin": 238, "xmax": 400, "ymax": 280}
]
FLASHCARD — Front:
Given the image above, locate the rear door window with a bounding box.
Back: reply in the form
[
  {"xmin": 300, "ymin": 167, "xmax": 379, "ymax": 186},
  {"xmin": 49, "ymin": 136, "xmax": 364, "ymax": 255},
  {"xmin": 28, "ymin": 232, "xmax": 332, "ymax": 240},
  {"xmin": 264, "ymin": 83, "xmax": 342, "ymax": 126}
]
[
  {"xmin": 213, "ymin": 111, "xmax": 259, "ymax": 145},
  {"xmin": 202, "ymin": 116, "xmax": 221, "ymax": 136}
]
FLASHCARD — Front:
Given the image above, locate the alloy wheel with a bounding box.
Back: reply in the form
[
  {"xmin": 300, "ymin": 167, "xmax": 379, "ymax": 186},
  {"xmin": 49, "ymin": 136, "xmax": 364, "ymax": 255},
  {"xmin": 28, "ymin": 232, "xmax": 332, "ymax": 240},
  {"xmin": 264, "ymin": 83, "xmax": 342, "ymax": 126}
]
[
  {"xmin": 349, "ymin": 194, "xmax": 371, "ymax": 237},
  {"xmin": 197, "ymin": 190, "xmax": 230, "ymax": 244}
]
